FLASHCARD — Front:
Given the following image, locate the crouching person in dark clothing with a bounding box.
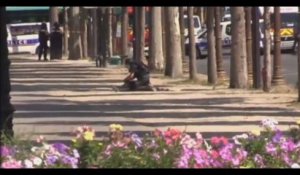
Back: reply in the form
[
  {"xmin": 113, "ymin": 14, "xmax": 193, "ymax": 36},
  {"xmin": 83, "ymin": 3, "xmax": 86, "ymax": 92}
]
[{"xmin": 123, "ymin": 59, "xmax": 150, "ymax": 91}]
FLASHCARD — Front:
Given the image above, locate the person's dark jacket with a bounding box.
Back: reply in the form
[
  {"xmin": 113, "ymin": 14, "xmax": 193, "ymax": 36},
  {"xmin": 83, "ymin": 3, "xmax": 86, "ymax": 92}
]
[{"xmin": 39, "ymin": 30, "xmax": 49, "ymax": 46}]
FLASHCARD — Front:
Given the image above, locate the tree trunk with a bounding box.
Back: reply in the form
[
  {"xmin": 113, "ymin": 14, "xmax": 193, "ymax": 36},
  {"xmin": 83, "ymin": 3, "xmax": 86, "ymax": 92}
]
[
  {"xmin": 50, "ymin": 7, "xmax": 59, "ymax": 30},
  {"xmin": 245, "ymin": 7, "xmax": 253, "ymax": 84},
  {"xmin": 99, "ymin": 7, "xmax": 107, "ymax": 67},
  {"xmin": 188, "ymin": 7, "xmax": 197, "ymax": 80},
  {"xmin": 263, "ymin": 7, "xmax": 272, "ymax": 92},
  {"xmin": 200, "ymin": 7, "xmax": 205, "ymax": 26},
  {"xmin": 214, "ymin": 7, "xmax": 226, "ymax": 80},
  {"xmin": 80, "ymin": 7, "xmax": 88, "ymax": 59},
  {"xmin": 136, "ymin": 7, "xmax": 146, "ymax": 62},
  {"xmin": 106, "ymin": 7, "xmax": 113, "ymax": 59},
  {"xmin": 112, "ymin": 9, "xmax": 117, "ymax": 55},
  {"xmin": 164, "ymin": 7, "xmax": 183, "ymax": 78},
  {"xmin": 133, "ymin": 7, "xmax": 139, "ymax": 61},
  {"xmin": 149, "ymin": 7, "xmax": 164, "ymax": 71},
  {"xmin": 252, "ymin": 7, "xmax": 261, "ymax": 89},
  {"xmin": 92, "ymin": 8, "xmax": 98, "ymax": 59},
  {"xmin": 63, "ymin": 7, "xmax": 69, "ymax": 57},
  {"xmin": 0, "ymin": 7, "xmax": 14, "ymax": 137},
  {"xmin": 230, "ymin": 7, "xmax": 248, "ymax": 89},
  {"xmin": 121, "ymin": 7, "xmax": 129, "ymax": 63},
  {"xmin": 207, "ymin": 7, "xmax": 217, "ymax": 84},
  {"xmin": 272, "ymin": 7, "xmax": 285, "ymax": 85},
  {"xmin": 161, "ymin": 7, "xmax": 167, "ymax": 61},
  {"xmin": 69, "ymin": 7, "xmax": 82, "ymax": 60},
  {"xmin": 179, "ymin": 7, "xmax": 186, "ymax": 62}
]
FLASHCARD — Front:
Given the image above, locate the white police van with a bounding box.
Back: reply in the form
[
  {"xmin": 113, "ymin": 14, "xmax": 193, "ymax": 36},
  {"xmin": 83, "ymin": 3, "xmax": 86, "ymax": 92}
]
[{"xmin": 7, "ymin": 22, "xmax": 50, "ymax": 55}]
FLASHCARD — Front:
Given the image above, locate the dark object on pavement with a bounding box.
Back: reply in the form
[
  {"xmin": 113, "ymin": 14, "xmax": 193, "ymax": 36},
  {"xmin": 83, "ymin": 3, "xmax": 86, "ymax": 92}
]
[{"xmin": 50, "ymin": 22, "xmax": 63, "ymax": 60}]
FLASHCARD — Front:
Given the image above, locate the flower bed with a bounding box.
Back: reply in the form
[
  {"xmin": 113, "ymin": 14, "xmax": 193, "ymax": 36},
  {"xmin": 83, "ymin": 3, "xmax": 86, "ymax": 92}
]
[{"xmin": 1, "ymin": 119, "xmax": 300, "ymax": 168}]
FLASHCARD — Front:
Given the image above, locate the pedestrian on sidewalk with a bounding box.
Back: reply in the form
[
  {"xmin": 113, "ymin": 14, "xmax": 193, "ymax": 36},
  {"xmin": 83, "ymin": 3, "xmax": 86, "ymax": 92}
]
[
  {"xmin": 38, "ymin": 22, "xmax": 49, "ymax": 61},
  {"xmin": 50, "ymin": 22, "xmax": 63, "ymax": 60}
]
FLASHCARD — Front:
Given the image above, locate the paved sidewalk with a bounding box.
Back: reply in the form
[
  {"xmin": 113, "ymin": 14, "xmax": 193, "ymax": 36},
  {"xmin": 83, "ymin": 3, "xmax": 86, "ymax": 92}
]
[{"xmin": 9, "ymin": 54, "xmax": 300, "ymax": 141}]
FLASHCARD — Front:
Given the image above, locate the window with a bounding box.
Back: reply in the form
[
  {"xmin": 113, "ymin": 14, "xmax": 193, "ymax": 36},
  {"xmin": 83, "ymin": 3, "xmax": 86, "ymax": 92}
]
[
  {"xmin": 225, "ymin": 24, "xmax": 231, "ymax": 35},
  {"xmin": 10, "ymin": 25, "xmax": 41, "ymax": 36},
  {"xmin": 184, "ymin": 17, "xmax": 200, "ymax": 28}
]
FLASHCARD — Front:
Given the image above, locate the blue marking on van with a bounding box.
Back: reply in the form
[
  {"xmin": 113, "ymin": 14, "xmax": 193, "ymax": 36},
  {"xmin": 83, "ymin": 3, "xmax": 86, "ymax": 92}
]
[{"xmin": 7, "ymin": 39, "xmax": 39, "ymax": 46}]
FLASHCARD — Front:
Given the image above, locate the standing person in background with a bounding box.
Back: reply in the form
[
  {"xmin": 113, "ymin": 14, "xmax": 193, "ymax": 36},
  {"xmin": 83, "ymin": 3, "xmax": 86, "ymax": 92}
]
[
  {"xmin": 38, "ymin": 22, "xmax": 49, "ymax": 61},
  {"xmin": 50, "ymin": 22, "xmax": 63, "ymax": 60}
]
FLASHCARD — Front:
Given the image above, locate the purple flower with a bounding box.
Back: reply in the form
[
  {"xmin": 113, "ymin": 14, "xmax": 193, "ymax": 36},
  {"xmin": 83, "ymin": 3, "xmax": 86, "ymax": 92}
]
[
  {"xmin": 52, "ymin": 143, "xmax": 69, "ymax": 154},
  {"xmin": 45, "ymin": 155, "xmax": 58, "ymax": 166},
  {"xmin": 131, "ymin": 134, "xmax": 143, "ymax": 148},
  {"xmin": 272, "ymin": 131, "xmax": 283, "ymax": 143},
  {"xmin": 61, "ymin": 155, "xmax": 78, "ymax": 168},
  {"xmin": 0, "ymin": 146, "xmax": 11, "ymax": 157}
]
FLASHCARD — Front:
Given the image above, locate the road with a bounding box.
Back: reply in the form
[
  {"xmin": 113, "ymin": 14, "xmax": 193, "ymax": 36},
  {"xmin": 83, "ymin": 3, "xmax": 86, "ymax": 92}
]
[
  {"xmin": 197, "ymin": 52, "xmax": 298, "ymax": 86},
  {"xmin": 9, "ymin": 54, "xmax": 300, "ymax": 142}
]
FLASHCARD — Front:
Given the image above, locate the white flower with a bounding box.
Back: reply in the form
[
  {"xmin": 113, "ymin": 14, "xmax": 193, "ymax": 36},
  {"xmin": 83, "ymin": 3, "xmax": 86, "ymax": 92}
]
[
  {"xmin": 261, "ymin": 118, "xmax": 278, "ymax": 131},
  {"xmin": 291, "ymin": 163, "xmax": 300, "ymax": 168},
  {"xmin": 31, "ymin": 147, "xmax": 39, "ymax": 152},
  {"xmin": 24, "ymin": 159, "xmax": 33, "ymax": 168},
  {"xmin": 32, "ymin": 157, "xmax": 42, "ymax": 166},
  {"xmin": 43, "ymin": 143, "xmax": 51, "ymax": 150},
  {"xmin": 232, "ymin": 134, "xmax": 249, "ymax": 145},
  {"xmin": 73, "ymin": 149, "xmax": 80, "ymax": 158}
]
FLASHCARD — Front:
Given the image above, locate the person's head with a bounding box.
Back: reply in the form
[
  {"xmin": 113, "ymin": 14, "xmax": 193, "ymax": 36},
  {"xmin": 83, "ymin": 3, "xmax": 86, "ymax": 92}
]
[
  {"xmin": 41, "ymin": 22, "xmax": 47, "ymax": 31},
  {"xmin": 53, "ymin": 22, "xmax": 60, "ymax": 31}
]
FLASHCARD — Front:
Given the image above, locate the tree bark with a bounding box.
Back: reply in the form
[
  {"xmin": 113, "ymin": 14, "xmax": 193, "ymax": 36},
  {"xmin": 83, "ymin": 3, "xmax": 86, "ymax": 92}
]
[
  {"xmin": 214, "ymin": 7, "xmax": 226, "ymax": 80},
  {"xmin": 0, "ymin": 7, "xmax": 15, "ymax": 137},
  {"xmin": 245, "ymin": 7, "xmax": 253, "ymax": 84},
  {"xmin": 50, "ymin": 7, "xmax": 59, "ymax": 30},
  {"xmin": 179, "ymin": 7, "xmax": 186, "ymax": 62},
  {"xmin": 161, "ymin": 7, "xmax": 167, "ymax": 61},
  {"xmin": 230, "ymin": 7, "xmax": 248, "ymax": 89},
  {"xmin": 200, "ymin": 7, "xmax": 205, "ymax": 26},
  {"xmin": 164, "ymin": 7, "xmax": 183, "ymax": 78},
  {"xmin": 252, "ymin": 7, "xmax": 261, "ymax": 89},
  {"xmin": 136, "ymin": 7, "xmax": 146, "ymax": 62},
  {"xmin": 99, "ymin": 7, "xmax": 107, "ymax": 67},
  {"xmin": 188, "ymin": 7, "xmax": 197, "ymax": 80},
  {"xmin": 207, "ymin": 7, "xmax": 217, "ymax": 84},
  {"xmin": 272, "ymin": 7, "xmax": 285, "ymax": 85},
  {"xmin": 133, "ymin": 7, "xmax": 139, "ymax": 61},
  {"xmin": 121, "ymin": 7, "xmax": 129, "ymax": 63},
  {"xmin": 80, "ymin": 7, "xmax": 88, "ymax": 59},
  {"xmin": 92, "ymin": 8, "xmax": 98, "ymax": 59},
  {"xmin": 263, "ymin": 7, "xmax": 272, "ymax": 92},
  {"xmin": 149, "ymin": 7, "xmax": 164, "ymax": 71},
  {"xmin": 69, "ymin": 7, "xmax": 82, "ymax": 60},
  {"xmin": 63, "ymin": 7, "xmax": 69, "ymax": 56},
  {"xmin": 106, "ymin": 7, "xmax": 113, "ymax": 59}
]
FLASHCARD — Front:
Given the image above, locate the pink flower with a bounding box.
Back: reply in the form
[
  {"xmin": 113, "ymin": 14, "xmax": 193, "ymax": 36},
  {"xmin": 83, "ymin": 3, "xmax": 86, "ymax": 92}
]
[{"xmin": 1, "ymin": 159, "xmax": 23, "ymax": 169}]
